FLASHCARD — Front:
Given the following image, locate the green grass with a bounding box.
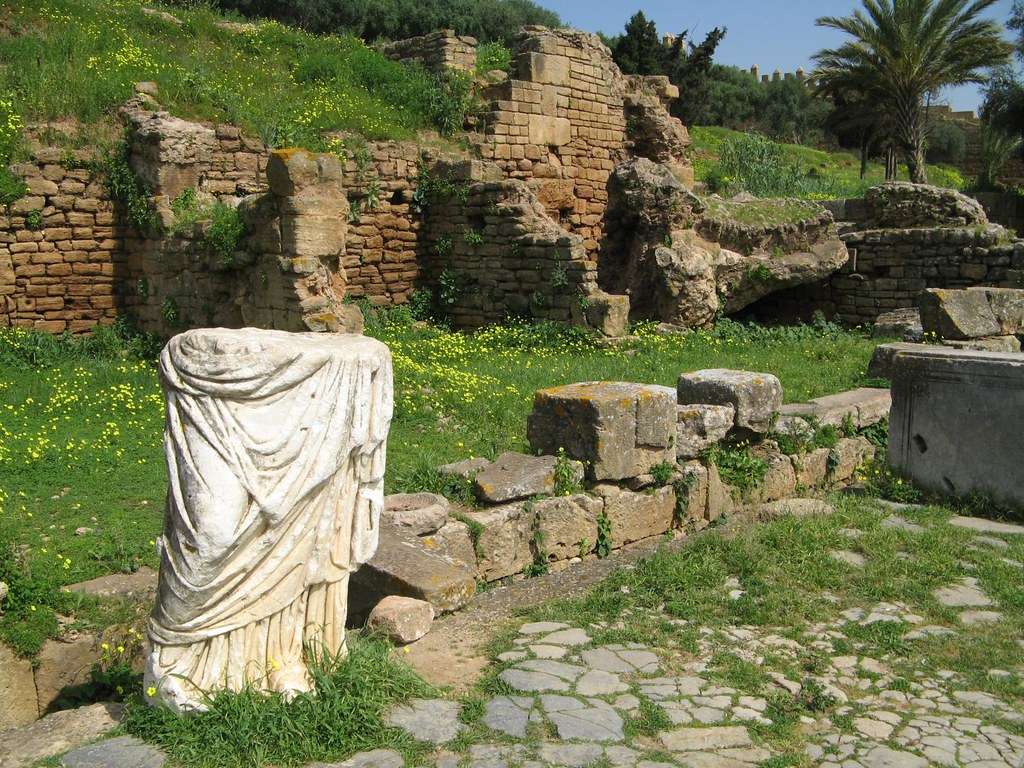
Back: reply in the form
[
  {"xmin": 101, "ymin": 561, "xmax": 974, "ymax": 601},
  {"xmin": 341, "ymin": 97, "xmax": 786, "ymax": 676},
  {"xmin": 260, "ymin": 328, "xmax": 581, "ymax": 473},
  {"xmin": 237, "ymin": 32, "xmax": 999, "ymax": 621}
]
[
  {"xmin": 700, "ymin": 195, "xmax": 826, "ymax": 227},
  {"xmin": 0, "ymin": 0, "xmax": 475, "ymax": 151},
  {"xmin": 0, "ymin": 316, "xmax": 881, "ymax": 656},
  {"xmin": 690, "ymin": 125, "xmax": 968, "ymax": 200},
  {"xmin": 123, "ymin": 636, "xmax": 439, "ymax": 768}
]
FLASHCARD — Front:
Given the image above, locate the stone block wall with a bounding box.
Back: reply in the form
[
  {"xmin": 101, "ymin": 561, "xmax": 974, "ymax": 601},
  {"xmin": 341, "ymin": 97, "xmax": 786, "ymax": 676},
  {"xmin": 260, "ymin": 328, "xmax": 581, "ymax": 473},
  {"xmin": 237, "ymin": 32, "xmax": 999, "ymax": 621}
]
[
  {"xmin": 125, "ymin": 101, "xmax": 270, "ymax": 203},
  {"xmin": 752, "ymin": 227, "xmax": 1024, "ymax": 326},
  {"xmin": 0, "ymin": 149, "xmax": 121, "ymax": 333},
  {"xmin": 380, "ymin": 29, "xmax": 478, "ymax": 74},
  {"xmin": 420, "ymin": 160, "xmax": 599, "ymax": 327}
]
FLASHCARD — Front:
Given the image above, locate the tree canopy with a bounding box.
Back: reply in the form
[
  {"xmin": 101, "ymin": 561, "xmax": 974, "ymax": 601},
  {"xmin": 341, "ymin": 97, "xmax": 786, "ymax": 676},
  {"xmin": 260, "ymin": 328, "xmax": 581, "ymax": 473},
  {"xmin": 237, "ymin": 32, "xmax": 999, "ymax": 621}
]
[
  {"xmin": 207, "ymin": 0, "xmax": 561, "ymax": 45},
  {"xmin": 814, "ymin": 0, "xmax": 1013, "ymax": 183}
]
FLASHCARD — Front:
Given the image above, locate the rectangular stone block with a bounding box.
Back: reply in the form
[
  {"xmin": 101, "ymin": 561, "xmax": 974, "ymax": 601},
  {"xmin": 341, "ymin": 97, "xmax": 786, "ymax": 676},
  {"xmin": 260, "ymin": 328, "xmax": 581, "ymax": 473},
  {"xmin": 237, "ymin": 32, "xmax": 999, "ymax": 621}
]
[
  {"xmin": 527, "ymin": 382, "xmax": 677, "ymax": 481},
  {"xmin": 890, "ymin": 346, "xmax": 1024, "ymax": 508},
  {"xmin": 528, "ymin": 115, "xmax": 571, "ymax": 147},
  {"xmin": 349, "ymin": 522, "xmax": 476, "ymax": 619},
  {"xmin": 592, "ymin": 484, "xmax": 675, "ymax": 547}
]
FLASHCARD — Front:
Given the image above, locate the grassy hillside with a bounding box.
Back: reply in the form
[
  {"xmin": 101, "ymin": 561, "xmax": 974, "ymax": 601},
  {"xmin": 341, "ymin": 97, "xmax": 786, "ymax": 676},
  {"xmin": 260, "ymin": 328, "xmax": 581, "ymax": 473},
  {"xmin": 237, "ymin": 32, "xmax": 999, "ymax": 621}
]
[
  {"xmin": 0, "ymin": 0, "xmax": 478, "ymax": 158},
  {"xmin": 690, "ymin": 125, "xmax": 968, "ymax": 200}
]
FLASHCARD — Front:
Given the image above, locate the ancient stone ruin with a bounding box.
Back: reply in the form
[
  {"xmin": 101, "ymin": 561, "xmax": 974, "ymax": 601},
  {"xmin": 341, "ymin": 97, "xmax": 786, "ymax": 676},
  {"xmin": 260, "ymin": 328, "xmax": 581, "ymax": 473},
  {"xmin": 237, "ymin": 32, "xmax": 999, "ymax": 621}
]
[
  {"xmin": 1, "ymin": 25, "xmax": 862, "ymax": 338},
  {"xmin": 354, "ymin": 370, "xmax": 885, "ymax": 613}
]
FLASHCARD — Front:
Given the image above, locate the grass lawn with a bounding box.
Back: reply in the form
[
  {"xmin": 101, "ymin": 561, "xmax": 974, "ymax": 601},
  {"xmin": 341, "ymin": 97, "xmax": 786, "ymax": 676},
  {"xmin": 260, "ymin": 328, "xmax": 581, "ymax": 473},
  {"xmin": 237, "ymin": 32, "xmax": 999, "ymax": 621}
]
[{"xmin": 0, "ymin": 317, "xmax": 884, "ymax": 656}]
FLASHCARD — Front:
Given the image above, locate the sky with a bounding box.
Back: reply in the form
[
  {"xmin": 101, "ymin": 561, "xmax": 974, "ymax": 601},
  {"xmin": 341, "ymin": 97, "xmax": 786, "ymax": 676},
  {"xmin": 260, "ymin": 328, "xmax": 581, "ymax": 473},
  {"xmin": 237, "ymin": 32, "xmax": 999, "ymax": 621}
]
[{"xmin": 542, "ymin": 0, "xmax": 1018, "ymax": 113}]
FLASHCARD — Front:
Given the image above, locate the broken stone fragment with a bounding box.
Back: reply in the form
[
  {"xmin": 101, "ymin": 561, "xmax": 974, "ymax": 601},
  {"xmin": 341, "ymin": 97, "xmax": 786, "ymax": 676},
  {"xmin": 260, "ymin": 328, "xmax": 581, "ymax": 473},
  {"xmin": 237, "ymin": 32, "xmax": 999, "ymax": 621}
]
[
  {"xmin": 349, "ymin": 522, "xmax": 476, "ymax": 619},
  {"xmin": 437, "ymin": 457, "xmax": 491, "ymax": 480},
  {"xmin": 472, "ymin": 452, "xmax": 583, "ymax": 504},
  {"xmin": 677, "ymin": 369, "xmax": 783, "ymax": 435},
  {"xmin": 366, "ymin": 596, "xmax": 435, "ymax": 645},
  {"xmin": 570, "ymin": 292, "xmax": 630, "ymax": 337},
  {"xmin": 675, "ymin": 403, "xmax": 734, "ymax": 459},
  {"xmin": 527, "ymin": 381, "xmax": 677, "ymax": 481},
  {"xmin": 919, "ymin": 288, "xmax": 1001, "ymax": 340},
  {"xmin": 383, "ymin": 493, "xmax": 449, "ymax": 536}
]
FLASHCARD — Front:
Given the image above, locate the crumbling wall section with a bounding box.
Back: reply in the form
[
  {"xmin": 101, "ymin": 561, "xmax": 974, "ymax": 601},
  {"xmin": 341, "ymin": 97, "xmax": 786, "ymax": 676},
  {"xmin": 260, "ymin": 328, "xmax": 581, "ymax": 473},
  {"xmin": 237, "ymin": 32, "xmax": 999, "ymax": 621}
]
[
  {"xmin": 419, "ymin": 159, "xmax": 599, "ymax": 327},
  {"xmin": 474, "ymin": 27, "xmax": 692, "ymax": 257},
  {"xmin": 380, "ymin": 30, "xmax": 478, "ymax": 73},
  {"xmin": 752, "ymin": 226, "xmax": 1024, "ymax": 326}
]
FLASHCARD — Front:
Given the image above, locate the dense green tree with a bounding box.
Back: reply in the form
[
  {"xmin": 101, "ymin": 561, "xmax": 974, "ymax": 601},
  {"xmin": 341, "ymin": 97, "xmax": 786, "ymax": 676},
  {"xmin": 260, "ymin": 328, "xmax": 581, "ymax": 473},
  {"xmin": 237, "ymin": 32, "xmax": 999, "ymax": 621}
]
[
  {"xmin": 207, "ymin": 0, "xmax": 560, "ymax": 45},
  {"xmin": 814, "ymin": 0, "xmax": 1013, "ymax": 183},
  {"xmin": 663, "ymin": 28, "xmax": 728, "ymax": 127},
  {"xmin": 612, "ymin": 12, "xmax": 663, "ymax": 76}
]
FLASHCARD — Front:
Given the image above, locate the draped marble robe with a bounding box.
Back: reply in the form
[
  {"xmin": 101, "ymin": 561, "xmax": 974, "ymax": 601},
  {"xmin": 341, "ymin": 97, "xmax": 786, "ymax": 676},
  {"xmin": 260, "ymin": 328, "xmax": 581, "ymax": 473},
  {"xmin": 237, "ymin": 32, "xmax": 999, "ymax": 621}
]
[{"xmin": 144, "ymin": 328, "xmax": 393, "ymax": 713}]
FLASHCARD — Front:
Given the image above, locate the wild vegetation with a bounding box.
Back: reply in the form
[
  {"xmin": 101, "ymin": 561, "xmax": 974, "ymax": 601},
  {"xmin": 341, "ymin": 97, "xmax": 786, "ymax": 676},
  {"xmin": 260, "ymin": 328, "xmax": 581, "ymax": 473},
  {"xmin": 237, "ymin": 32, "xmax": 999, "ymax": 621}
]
[
  {"xmin": 691, "ymin": 127, "xmax": 966, "ymax": 200},
  {"xmin": 0, "ymin": 315, "xmax": 883, "ymax": 656},
  {"xmin": 0, "ymin": 0, "xmax": 482, "ymax": 155}
]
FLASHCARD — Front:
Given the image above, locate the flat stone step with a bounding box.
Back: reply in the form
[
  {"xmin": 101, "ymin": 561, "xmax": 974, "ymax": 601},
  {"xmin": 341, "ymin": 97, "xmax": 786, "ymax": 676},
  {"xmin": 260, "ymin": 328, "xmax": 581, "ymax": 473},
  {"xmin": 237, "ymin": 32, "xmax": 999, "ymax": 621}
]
[
  {"xmin": 950, "ymin": 515, "xmax": 1024, "ymax": 535},
  {"xmin": 778, "ymin": 387, "xmax": 891, "ymax": 430},
  {"xmin": 0, "ymin": 703, "xmax": 122, "ymax": 768}
]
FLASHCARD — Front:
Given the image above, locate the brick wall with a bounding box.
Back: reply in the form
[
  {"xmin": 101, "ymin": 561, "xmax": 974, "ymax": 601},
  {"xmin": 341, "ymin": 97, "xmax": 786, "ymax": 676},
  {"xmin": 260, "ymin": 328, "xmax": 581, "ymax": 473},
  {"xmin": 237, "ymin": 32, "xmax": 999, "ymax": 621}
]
[{"xmin": 0, "ymin": 149, "xmax": 121, "ymax": 333}]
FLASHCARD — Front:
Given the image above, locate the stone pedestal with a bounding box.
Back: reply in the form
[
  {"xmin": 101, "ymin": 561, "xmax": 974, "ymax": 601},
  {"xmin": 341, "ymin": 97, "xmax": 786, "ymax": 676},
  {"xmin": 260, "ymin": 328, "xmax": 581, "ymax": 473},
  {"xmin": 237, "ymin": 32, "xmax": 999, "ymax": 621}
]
[{"xmin": 889, "ymin": 346, "xmax": 1024, "ymax": 508}]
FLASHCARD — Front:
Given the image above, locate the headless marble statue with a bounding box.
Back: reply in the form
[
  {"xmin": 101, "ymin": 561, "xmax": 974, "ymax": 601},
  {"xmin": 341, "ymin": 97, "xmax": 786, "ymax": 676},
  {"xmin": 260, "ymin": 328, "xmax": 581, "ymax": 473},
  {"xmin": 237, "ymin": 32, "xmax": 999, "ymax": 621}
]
[{"xmin": 144, "ymin": 328, "xmax": 393, "ymax": 713}]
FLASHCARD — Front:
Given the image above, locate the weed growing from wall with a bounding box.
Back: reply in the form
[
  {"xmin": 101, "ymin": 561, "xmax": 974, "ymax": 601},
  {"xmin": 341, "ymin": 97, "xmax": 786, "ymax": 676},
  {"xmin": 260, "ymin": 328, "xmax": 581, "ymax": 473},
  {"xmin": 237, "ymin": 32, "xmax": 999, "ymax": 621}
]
[{"xmin": 96, "ymin": 139, "xmax": 159, "ymax": 236}]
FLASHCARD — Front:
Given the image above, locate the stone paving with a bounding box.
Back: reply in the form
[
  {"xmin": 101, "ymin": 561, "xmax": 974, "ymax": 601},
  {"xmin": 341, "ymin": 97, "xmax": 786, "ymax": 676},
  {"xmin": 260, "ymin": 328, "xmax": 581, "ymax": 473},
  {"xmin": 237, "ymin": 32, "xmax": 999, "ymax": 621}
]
[{"xmin": 27, "ymin": 510, "xmax": 1024, "ymax": 768}]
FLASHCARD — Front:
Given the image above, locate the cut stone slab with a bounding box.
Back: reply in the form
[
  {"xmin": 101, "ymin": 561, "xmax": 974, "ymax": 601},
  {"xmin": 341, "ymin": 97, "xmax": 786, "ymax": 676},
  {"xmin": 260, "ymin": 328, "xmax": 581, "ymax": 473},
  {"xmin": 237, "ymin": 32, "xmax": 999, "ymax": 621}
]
[
  {"xmin": 62, "ymin": 567, "xmax": 157, "ymax": 601},
  {"xmin": 527, "ymin": 382, "xmax": 677, "ymax": 481},
  {"xmin": 860, "ymin": 745, "xmax": 928, "ymax": 768},
  {"xmin": 500, "ymin": 667, "xmax": 571, "ymax": 693},
  {"xmin": 959, "ymin": 609, "xmax": 1003, "ymax": 625},
  {"xmin": 385, "ymin": 699, "xmax": 464, "ymax": 745},
  {"xmin": 753, "ymin": 498, "xmax": 834, "ymax": 521},
  {"xmin": 366, "ymin": 595, "xmax": 435, "ymax": 645},
  {"xmin": 534, "ymin": 494, "xmax": 602, "ymax": 561},
  {"xmin": 465, "ymin": 502, "xmax": 533, "ymax": 582},
  {"xmin": 483, "ymin": 696, "xmax": 534, "ymax": 738},
  {"xmin": 438, "ymin": 457, "xmax": 491, "ymax": 480},
  {"xmin": 0, "ymin": 703, "xmax": 123, "ymax": 768},
  {"xmin": 537, "ymin": 743, "xmax": 604, "ymax": 767},
  {"xmin": 60, "ymin": 736, "xmax": 165, "ymax": 768},
  {"xmin": 536, "ymin": 628, "xmax": 591, "ymax": 646},
  {"xmin": 881, "ymin": 515, "xmax": 925, "ymax": 534},
  {"xmin": 943, "ymin": 335, "xmax": 1022, "ymax": 353},
  {"xmin": 580, "ymin": 646, "xmax": 660, "ymax": 674},
  {"xmin": 888, "ymin": 345, "xmax": 1024, "ymax": 509},
  {"xmin": 675, "ymin": 403, "xmax": 734, "ymax": 459},
  {"xmin": 950, "ymin": 516, "xmax": 1024, "ymax": 535},
  {"xmin": 383, "ymin": 493, "xmax": 449, "ymax": 536},
  {"xmin": 972, "ymin": 535, "xmax": 1009, "ymax": 550},
  {"xmin": 867, "ymin": 342, "xmax": 930, "ymax": 380},
  {"xmin": 919, "ymin": 287, "xmax": 1001, "ymax": 340},
  {"xmin": 590, "ymin": 484, "xmax": 675, "ymax": 548},
  {"xmin": 658, "ymin": 725, "xmax": 753, "ymax": 752},
  {"xmin": 677, "ymin": 369, "xmax": 783, "ymax": 434},
  {"xmin": 349, "ymin": 522, "xmax": 475, "ymax": 620},
  {"xmin": 576, "ymin": 670, "xmax": 629, "ymax": 696},
  {"xmin": 472, "ymin": 452, "xmax": 581, "ymax": 504},
  {"xmin": 309, "ymin": 749, "xmax": 405, "ymax": 768},
  {"xmin": 540, "ymin": 695, "xmax": 624, "ymax": 742},
  {"xmin": 933, "ymin": 577, "xmax": 993, "ymax": 608},
  {"xmin": 520, "ymin": 621, "xmax": 570, "ymax": 635},
  {"xmin": 811, "ymin": 387, "xmax": 892, "ymax": 428},
  {"xmin": 905, "ymin": 625, "xmax": 957, "ymax": 640},
  {"xmin": 874, "ymin": 307, "xmax": 923, "ymax": 341}
]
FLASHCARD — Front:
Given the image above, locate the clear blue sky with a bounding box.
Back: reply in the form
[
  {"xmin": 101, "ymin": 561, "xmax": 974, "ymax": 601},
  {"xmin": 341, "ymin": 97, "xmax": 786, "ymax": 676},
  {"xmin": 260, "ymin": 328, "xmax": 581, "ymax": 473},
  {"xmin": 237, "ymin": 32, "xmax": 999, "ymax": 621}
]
[{"xmin": 542, "ymin": 0, "xmax": 1017, "ymax": 113}]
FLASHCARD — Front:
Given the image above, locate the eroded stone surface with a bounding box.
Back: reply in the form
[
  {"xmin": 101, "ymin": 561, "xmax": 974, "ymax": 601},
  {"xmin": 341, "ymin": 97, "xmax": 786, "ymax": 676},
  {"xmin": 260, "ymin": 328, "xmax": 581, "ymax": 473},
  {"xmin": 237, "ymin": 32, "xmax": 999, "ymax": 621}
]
[{"xmin": 385, "ymin": 699, "xmax": 464, "ymax": 744}]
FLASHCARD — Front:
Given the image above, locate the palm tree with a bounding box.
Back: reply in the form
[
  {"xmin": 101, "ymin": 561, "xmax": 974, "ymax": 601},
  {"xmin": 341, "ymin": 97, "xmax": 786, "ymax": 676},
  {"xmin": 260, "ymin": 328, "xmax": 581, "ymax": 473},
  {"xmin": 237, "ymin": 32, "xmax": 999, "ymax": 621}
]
[{"xmin": 813, "ymin": 0, "xmax": 1012, "ymax": 184}]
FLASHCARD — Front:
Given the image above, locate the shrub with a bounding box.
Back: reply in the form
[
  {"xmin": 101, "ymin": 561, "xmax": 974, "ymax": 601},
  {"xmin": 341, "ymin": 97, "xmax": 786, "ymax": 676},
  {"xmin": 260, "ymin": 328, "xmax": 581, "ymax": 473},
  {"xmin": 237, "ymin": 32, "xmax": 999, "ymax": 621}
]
[
  {"xmin": 476, "ymin": 41, "xmax": 512, "ymax": 74},
  {"xmin": 170, "ymin": 188, "xmax": 247, "ymax": 266},
  {"xmin": 710, "ymin": 133, "xmax": 803, "ymax": 197}
]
